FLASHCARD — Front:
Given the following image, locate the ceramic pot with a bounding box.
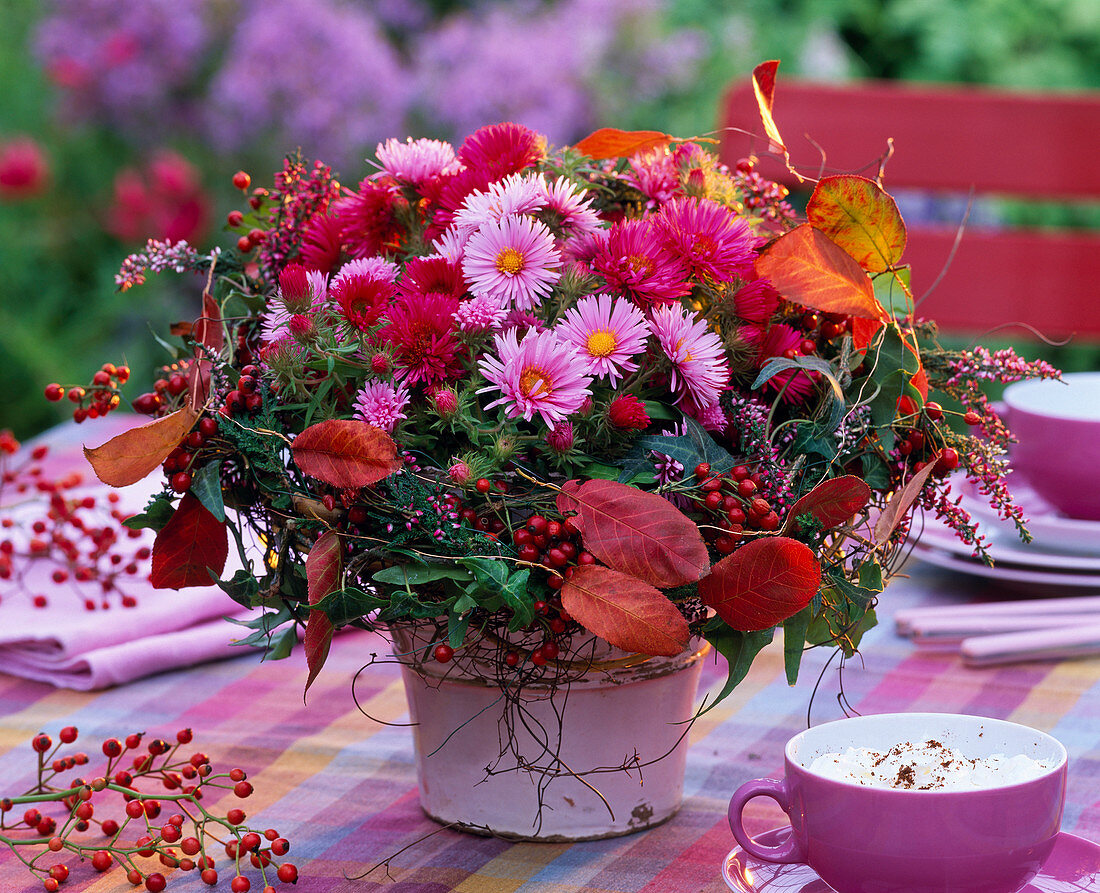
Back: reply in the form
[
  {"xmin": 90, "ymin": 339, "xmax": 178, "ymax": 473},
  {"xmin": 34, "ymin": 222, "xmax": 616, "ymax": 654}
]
[{"xmin": 390, "ymin": 625, "xmax": 708, "ymax": 841}]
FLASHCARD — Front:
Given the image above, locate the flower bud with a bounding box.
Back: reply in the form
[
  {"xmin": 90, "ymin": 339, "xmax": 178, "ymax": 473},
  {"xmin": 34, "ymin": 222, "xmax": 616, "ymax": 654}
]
[
  {"xmin": 545, "ymin": 422, "xmax": 574, "ymax": 455},
  {"xmin": 278, "ymin": 263, "xmax": 313, "ymax": 314}
]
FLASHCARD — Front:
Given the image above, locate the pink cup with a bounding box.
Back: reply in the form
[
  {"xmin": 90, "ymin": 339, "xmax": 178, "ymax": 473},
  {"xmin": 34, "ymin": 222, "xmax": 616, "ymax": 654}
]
[
  {"xmin": 1003, "ymin": 372, "xmax": 1100, "ymax": 521},
  {"xmin": 728, "ymin": 713, "xmax": 1067, "ymax": 893}
]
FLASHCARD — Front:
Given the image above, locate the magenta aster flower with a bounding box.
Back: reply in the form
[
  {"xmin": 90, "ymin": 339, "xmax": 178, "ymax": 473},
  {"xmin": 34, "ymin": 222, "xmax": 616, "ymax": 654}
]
[
  {"xmin": 383, "ymin": 293, "xmax": 464, "ymax": 386},
  {"xmin": 648, "ymin": 304, "xmax": 730, "ymax": 409},
  {"xmin": 554, "ymin": 294, "xmax": 649, "ymax": 385},
  {"xmin": 624, "ymin": 148, "xmax": 680, "ymax": 206},
  {"xmin": 657, "ymin": 196, "xmax": 758, "ymax": 283},
  {"xmin": 337, "ymin": 179, "xmax": 404, "ymax": 259},
  {"xmin": 299, "ymin": 210, "xmax": 344, "ymax": 275},
  {"xmin": 457, "ymin": 122, "xmax": 544, "ymax": 179},
  {"xmin": 562, "ymin": 228, "xmax": 609, "ymax": 265},
  {"xmin": 545, "ymin": 421, "xmax": 574, "ymax": 454},
  {"xmin": 461, "ymin": 214, "xmax": 561, "ymax": 311},
  {"xmin": 478, "ymin": 327, "xmax": 592, "ymax": 427},
  {"xmin": 607, "ymin": 393, "xmax": 651, "ymax": 430},
  {"xmin": 353, "ymin": 379, "xmax": 410, "ymax": 432},
  {"xmin": 336, "ymin": 256, "xmax": 399, "ymax": 284},
  {"xmin": 375, "ymin": 137, "xmax": 458, "ymax": 185},
  {"xmin": 591, "ymin": 218, "xmax": 689, "ymax": 310},
  {"xmin": 398, "ymin": 256, "xmax": 466, "ymax": 300},
  {"xmin": 330, "ymin": 272, "xmax": 395, "ymax": 333},
  {"xmin": 732, "ymin": 277, "xmax": 780, "ymax": 324}
]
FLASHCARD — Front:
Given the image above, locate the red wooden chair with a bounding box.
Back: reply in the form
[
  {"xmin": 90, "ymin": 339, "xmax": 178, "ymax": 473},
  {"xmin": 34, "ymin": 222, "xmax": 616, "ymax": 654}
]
[{"xmin": 718, "ymin": 77, "xmax": 1100, "ymax": 340}]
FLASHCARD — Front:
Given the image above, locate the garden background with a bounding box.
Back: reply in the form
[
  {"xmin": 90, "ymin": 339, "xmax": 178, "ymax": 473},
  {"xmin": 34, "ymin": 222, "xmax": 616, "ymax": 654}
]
[{"xmin": 2, "ymin": 0, "xmax": 1098, "ymax": 439}]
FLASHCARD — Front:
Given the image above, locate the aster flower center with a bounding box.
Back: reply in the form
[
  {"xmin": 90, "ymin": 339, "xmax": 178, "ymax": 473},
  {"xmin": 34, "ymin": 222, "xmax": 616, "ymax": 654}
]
[
  {"xmin": 586, "ymin": 330, "xmax": 618, "ymax": 358},
  {"xmin": 518, "ymin": 366, "xmax": 553, "ymax": 398},
  {"xmin": 495, "ymin": 247, "xmax": 525, "ymax": 276},
  {"xmin": 692, "ymin": 234, "xmax": 718, "ymax": 256},
  {"xmin": 626, "ymin": 254, "xmax": 654, "ymax": 275}
]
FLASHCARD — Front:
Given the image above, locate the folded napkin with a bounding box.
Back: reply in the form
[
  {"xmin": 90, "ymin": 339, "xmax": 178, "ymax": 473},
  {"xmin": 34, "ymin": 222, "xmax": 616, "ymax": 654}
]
[{"xmin": 0, "ymin": 416, "xmax": 253, "ymax": 690}]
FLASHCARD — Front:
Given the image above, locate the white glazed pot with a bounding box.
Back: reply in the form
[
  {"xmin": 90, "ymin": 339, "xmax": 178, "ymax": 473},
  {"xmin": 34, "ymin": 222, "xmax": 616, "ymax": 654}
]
[{"xmin": 391, "ymin": 625, "xmax": 708, "ymax": 841}]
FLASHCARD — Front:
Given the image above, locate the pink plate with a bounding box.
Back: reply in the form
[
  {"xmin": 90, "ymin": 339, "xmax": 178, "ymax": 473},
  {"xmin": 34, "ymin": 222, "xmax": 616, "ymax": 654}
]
[{"xmin": 722, "ymin": 827, "xmax": 1100, "ymax": 892}]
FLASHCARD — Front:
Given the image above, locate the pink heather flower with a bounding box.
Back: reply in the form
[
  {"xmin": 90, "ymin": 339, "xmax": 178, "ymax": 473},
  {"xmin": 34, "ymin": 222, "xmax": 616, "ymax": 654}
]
[
  {"xmin": 375, "ymin": 137, "xmax": 458, "ymax": 185},
  {"xmin": 478, "ymin": 327, "xmax": 592, "ymax": 427},
  {"xmin": 741, "ymin": 323, "xmax": 815, "ymax": 403},
  {"xmin": 383, "ymin": 293, "xmax": 464, "ymax": 386},
  {"xmin": 545, "ymin": 421, "xmax": 574, "ymax": 454},
  {"xmin": 540, "ymin": 176, "xmax": 602, "ymax": 235},
  {"xmin": 554, "ymin": 294, "xmax": 649, "ymax": 385},
  {"xmin": 608, "ymin": 393, "xmax": 651, "ymax": 430},
  {"xmin": 732, "ymin": 277, "xmax": 780, "ymax": 324},
  {"xmin": 330, "ymin": 272, "xmax": 395, "ymax": 333},
  {"xmin": 453, "ymin": 173, "xmax": 547, "ymax": 233},
  {"xmin": 657, "ymin": 196, "xmax": 757, "ymax": 283},
  {"xmin": 592, "ymin": 218, "xmax": 689, "ymax": 310},
  {"xmin": 353, "ymin": 380, "xmax": 410, "ymax": 432},
  {"xmin": 649, "ymin": 305, "xmax": 730, "ymax": 409},
  {"xmin": 448, "ymin": 460, "xmax": 472, "ymax": 485},
  {"xmin": 461, "ymin": 214, "xmax": 561, "ymax": 311},
  {"xmin": 454, "ymin": 294, "xmax": 508, "ymax": 334},
  {"xmin": 335, "ymin": 256, "xmax": 399, "ymax": 284}
]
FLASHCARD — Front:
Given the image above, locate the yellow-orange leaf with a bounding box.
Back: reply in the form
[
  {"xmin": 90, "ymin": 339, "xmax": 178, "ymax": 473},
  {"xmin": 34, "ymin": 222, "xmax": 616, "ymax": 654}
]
[
  {"xmin": 84, "ymin": 407, "xmax": 199, "ymax": 487},
  {"xmin": 751, "ymin": 60, "xmax": 804, "ymax": 183},
  {"xmin": 572, "ymin": 128, "xmax": 672, "ymax": 160},
  {"xmin": 756, "ymin": 224, "xmax": 886, "ymax": 320},
  {"xmin": 807, "ymin": 176, "xmax": 907, "ymax": 273}
]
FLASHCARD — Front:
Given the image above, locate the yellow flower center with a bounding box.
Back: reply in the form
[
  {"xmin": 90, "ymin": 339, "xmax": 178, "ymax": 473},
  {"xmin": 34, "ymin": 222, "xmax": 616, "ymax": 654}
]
[
  {"xmin": 586, "ymin": 330, "xmax": 617, "ymax": 358},
  {"xmin": 692, "ymin": 234, "xmax": 717, "ymax": 255},
  {"xmin": 519, "ymin": 366, "xmax": 553, "ymax": 399},
  {"xmin": 495, "ymin": 247, "xmax": 525, "ymax": 276},
  {"xmin": 627, "ymin": 254, "xmax": 654, "ymax": 275}
]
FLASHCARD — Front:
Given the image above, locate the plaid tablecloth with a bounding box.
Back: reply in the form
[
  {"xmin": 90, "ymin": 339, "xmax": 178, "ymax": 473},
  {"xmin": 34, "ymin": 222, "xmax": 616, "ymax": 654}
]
[{"xmin": 2, "ymin": 562, "xmax": 1099, "ymax": 892}]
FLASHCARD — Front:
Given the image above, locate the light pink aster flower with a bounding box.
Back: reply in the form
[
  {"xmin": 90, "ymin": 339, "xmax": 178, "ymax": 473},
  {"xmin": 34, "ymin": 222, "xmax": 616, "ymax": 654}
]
[
  {"xmin": 353, "ymin": 379, "xmax": 410, "ymax": 433},
  {"xmin": 478, "ymin": 327, "xmax": 592, "ymax": 427},
  {"xmin": 375, "ymin": 137, "xmax": 459, "ymax": 185},
  {"xmin": 431, "ymin": 226, "xmax": 470, "ymax": 265},
  {"xmin": 455, "ymin": 294, "xmax": 508, "ymax": 334},
  {"xmin": 540, "ymin": 177, "xmax": 602, "ymax": 235},
  {"xmin": 649, "ymin": 304, "xmax": 730, "ymax": 409},
  {"xmin": 462, "ymin": 214, "xmax": 561, "ymax": 311},
  {"xmin": 453, "ymin": 173, "xmax": 547, "ymax": 233},
  {"xmin": 657, "ymin": 196, "xmax": 758, "ymax": 283},
  {"xmin": 334, "ymin": 256, "xmax": 399, "ymax": 285},
  {"xmin": 554, "ymin": 294, "xmax": 649, "ymax": 385}
]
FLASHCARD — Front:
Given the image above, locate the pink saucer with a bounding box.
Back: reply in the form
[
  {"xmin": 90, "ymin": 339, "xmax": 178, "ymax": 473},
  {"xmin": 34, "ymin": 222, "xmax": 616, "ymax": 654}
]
[{"xmin": 722, "ymin": 827, "xmax": 1100, "ymax": 892}]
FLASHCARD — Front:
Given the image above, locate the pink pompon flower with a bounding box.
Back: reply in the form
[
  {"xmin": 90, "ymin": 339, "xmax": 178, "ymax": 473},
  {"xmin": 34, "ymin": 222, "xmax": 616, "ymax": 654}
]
[
  {"xmin": 591, "ymin": 217, "xmax": 689, "ymax": 310},
  {"xmin": 540, "ymin": 176, "xmax": 602, "ymax": 235},
  {"xmin": 554, "ymin": 294, "xmax": 649, "ymax": 385},
  {"xmin": 453, "ymin": 173, "xmax": 547, "ymax": 233},
  {"xmin": 461, "ymin": 214, "xmax": 561, "ymax": 311},
  {"xmin": 478, "ymin": 327, "xmax": 592, "ymax": 427},
  {"xmin": 657, "ymin": 196, "xmax": 758, "ymax": 283},
  {"xmin": 649, "ymin": 305, "xmax": 730, "ymax": 409},
  {"xmin": 375, "ymin": 137, "xmax": 458, "ymax": 185},
  {"xmin": 545, "ymin": 421, "xmax": 575, "ymax": 454},
  {"xmin": 741, "ymin": 323, "xmax": 815, "ymax": 403},
  {"xmin": 454, "ymin": 294, "xmax": 508, "ymax": 334},
  {"xmin": 457, "ymin": 122, "xmax": 544, "ymax": 178},
  {"xmin": 353, "ymin": 380, "xmax": 410, "ymax": 432},
  {"xmin": 607, "ymin": 393, "xmax": 650, "ymax": 430},
  {"xmin": 383, "ymin": 293, "xmax": 464, "ymax": 386}
]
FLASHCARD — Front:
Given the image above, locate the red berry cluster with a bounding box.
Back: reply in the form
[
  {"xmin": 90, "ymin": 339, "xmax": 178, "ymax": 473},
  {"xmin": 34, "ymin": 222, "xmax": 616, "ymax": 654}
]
[
  {"xmin": 163, "ymin": 415, "xmax": 221, "ymax": 493},
  {"xmin": 0, "ymin": 438, "xmax": 148, "ymax": 609},
  {"xmin": 693, "ymin": 462, "xmax": 781, "ymax": 554},
  {"xmin": 131, "ymin": 361, "xmax": 194, "ymax": 417},
  {"xmin": 1, "ymin": 727, "xmax": 299, "ymax": 892},
  {"xmin": 893, "ymin": 398, "xmax": 960, "ymax": 476},
  {"xmin": 217, "ymin": 365, "xmax": 264, "ymax": 420},
  {"xmin": 43, "ymin": 363, "xmax": 131, "ymax": 424}
]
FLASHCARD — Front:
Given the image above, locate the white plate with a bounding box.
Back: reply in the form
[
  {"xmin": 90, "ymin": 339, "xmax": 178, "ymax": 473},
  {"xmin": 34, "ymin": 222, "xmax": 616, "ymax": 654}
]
[
  {"xmin": 914, "ymin": 521, "xmax": 1100, "ymax": 573},
  {"xmin": 911, "ymin": 542, "xmax": 1100, "ymax": 591}
]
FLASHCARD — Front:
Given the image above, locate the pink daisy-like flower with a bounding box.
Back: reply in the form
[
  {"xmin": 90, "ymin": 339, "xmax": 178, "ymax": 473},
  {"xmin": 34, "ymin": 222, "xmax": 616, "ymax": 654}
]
[
  {"xmin": 330, "ymin": 272, "xmax": 395, "ymax": 333},
  {"xmin": 454, "ymin": 294, "xmax": 508, "ymax": 334},
  {"xmin": 741, "ymin": 323, "xmax": 816, "ymax": 403},
  {"xmin": 591, "ymin": 218, "xmax": 689, "ymax": 310},
  {"xmin": 648, "ymin": 304, "xmax": 730, "ymax": 409},
  {"xmin": 478, "ymin": 327, "xmax": 592, "ymax": 427},
  {"xmin": 398, "ymin": 256, "xmax": 466, "ymax": 301},
  {"xmin": 353, "ymin": 379, "xmax": 410, "ymax": 433},
  {"xmin": 335, "ymin": 256, "xmax": 398, "ymax": 285},
  {"xmin": 625, "ymin": 148, "xmax": 680, "ymax": 205},
  {"xmin": 657, "ymin": 196, "xmax": 758, "ymax": 283},
  {"xmin": 554, "ymin": 294, "xmax": 649, "ymax": 385},
  {"xmin": 540, "ymin": 177, "xmax": 602, "ymax": 235},
  {"xmin": 375, "ymin": 137, "xmax": 458, "ymax": 186},
  {"xmin": 562, "ymin": 228, "xmax": 609, "ymax": 265},
  {"xmin": 732, "ymin": 277, "xmax": 780, "ymax": 324},
  {"xmin": 383, "ymin": 293, "xmax": 464, "ymax": 386},
  {"xmin": 462, "ymin": 214, "xmax": 561, "ymax": 311},
  {"xmin": 457, "ymin": 122, "xmax": 544, "ymax": 179},
  {"xmin": 454, "ymin": 173, "xmax": 546, "ymax": 233},
  {"xmin": 431, "ymin": 226, "xmax": 470, "ymax": 265}
]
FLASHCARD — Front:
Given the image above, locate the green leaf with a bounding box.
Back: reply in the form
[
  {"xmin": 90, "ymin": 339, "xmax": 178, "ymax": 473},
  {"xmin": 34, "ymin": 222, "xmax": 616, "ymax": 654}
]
[
  {"xmin": 217, "ymin": 569, "xmax": 261, "ymax": 609},
  {"xmin": 453, "ymin": 593, "xmax": 478, "ymax": 615},
  {"xmin": 700, "ymin": 620, "xmax": 774, "ymax": 712},
  {"xmin": 227, "ymin": 607, "xmax": 297, "ymax": 658},
  {"xmin": 190, "ymin": 460, "xmax": 225, "ymax": 522},
  {"xmin": 782, "ymin": 606, "xmax": 812, "ymax": 685},
  {"xmin": 859, "ymin": 452, "xmax": 892, "ymax": 491},
  {"xmin": 372, "ymin": 563, "xmax": 473, "ymax": 586},
  {"xmin": 857, "ymin": 559, "xmax": 885, "ymax": 594},
  {"xmin": 122, "ymin": 494, "xmax": 176, "ymax": 532},
  {"xmin": 448, "ymin": 610, "xmax": 472, "ymax": 648},
  {"xmin": 753, "ymin": 356, "xmax": 846, "ymax": 431},
  {"xmin": 626, "ymin": 415, "xmax": 736, "ymax": 477},
  {"xmin": 867, "ymin": 325, "xmax": 920, "ymax": 435},
  {"xmin": 641, "ymin": 400, "xmax": 678, "ymax": 422},
  {"xmin": 872, "ymin": 268, "xmax": 911, "ymax": 319},
  {"xmin": 262, "ymin": 627, "xmax": 298, "ymax": 660},
  {"xmin": 499, "ymin": 568, "xmax": 533, "ymax": 631},
  {"xmin": 313, "ymin": 586, "xmax": 388, "ymax": 625}
]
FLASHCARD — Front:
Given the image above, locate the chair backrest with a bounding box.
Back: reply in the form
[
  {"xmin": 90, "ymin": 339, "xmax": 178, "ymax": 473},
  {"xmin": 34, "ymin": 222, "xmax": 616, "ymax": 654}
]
[{"xmin": 718, "ymin": 78, "xmax": 1100, "ymax": 340}]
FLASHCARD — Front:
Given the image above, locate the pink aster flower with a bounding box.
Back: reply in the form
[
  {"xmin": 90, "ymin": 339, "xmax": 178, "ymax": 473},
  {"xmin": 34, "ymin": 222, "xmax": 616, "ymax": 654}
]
[
  {"xmin": 461, "ymin": 214, "xmax": 561, "ymax": 311},
  {"xmin": 375, "ymin": 137, "xmax": 459, "ymax": 185},
  {"xmin": 330, "ymin": 272, "xmax": 395, "ymax": 333},
  {"xmin": 335, "ymin": 256, "xmax": 399, "ymax": 284},
  {"xmin": 562, "ymin": 228, "xmax": 609, "ymax": 265},
  {"xmin": 353, "ymin": 380, "xmax": 410, "ymax": 432},
  {"xmin": 657, "ymin": 196, "xmax": 758, "ymax": 283},
  {"xmin": 299, "ymin": 210, "xmax": 344, "ymax": 275},
  {"xmin": 383, "ymin": 293, "xmax": 464, "ymax": 386},
  {"xmin": 453, "ymin": 173, "xmax": 547, "ymax": 233},
  {"xmin": 398, "ymin": 256, "xmax": 466, "ymax": 301},
  {"xmin": 554, "ymin": 294, "xmax": 649, "ymax": 385},
  {"xmin": 625, "ymin": 148, "xmax": 680, "ymax": 205},
  {"xmin": 741, "ymin": 323, "xmax": 816, "ymax": 403},
  {"xmin": 262, "ymin": 270, "xmax": 328, "ymax": 344},
  {"xmin": 732, "ymin": 277, "xmax": 780, "ymax": 324},
  {"xmin": 608, "ymin": 393, "xmax": 651, "ymax": 430},
  {"xmin": 648, "ymin": 305, "xmax": 730, "ymax": 409},
  {"xmin": 478, "ymin": 328, "xmax": 592, "ymax": 427},
  {"xmin": 431, "ymin": 226, "xmax": 469, "ymax": 265},
  {"xmin": 454, "ymin": 294, "xmax": 508, "ymax": 334},
  {"xmin": 540, "ymin": 176, "xmax": 602, "ymax": 235},
  {"xmin": 457, "ymin": 122, "xmax": 544, "ymax": 179},
  {"xmin": 591, "ymin": 218, "xmax": 689, "ymax": 310}
]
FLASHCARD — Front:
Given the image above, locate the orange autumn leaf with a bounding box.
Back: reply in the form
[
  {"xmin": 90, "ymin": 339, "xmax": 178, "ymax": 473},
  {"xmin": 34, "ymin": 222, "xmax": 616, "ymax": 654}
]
[
  {"xmin": 572, "ymin": 128, "xmax": 672, "ymax": 160},
  {"xmin": 750, "ymin": 60, "xmax": 804, "ymax": 183},
  {"xmin": 873, "ymin": 455, "xmax": 941, "ymax": 544},
  {"xmin": 84, "ymin": 406, "xmax": 199, "ymax": 487},
  {"xmin": 806, "ymin": 176, "xmax": 907, "ymax": 273},
  {"xmin": 756, "ymin": 224, "xmax": 887, "ymax": 320}
]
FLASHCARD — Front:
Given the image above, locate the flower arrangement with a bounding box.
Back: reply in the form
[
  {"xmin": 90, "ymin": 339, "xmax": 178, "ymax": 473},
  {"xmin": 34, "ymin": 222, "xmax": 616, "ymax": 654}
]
[{"xmin": 71, "ymin": 65, "xmax": 1057, "ymax": 708}]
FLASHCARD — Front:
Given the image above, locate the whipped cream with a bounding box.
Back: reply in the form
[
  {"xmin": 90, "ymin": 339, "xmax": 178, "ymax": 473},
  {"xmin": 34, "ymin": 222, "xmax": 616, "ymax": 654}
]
[{"xmin": 807, "ymin": 739, "xmax": 1057, "ymax": 790}]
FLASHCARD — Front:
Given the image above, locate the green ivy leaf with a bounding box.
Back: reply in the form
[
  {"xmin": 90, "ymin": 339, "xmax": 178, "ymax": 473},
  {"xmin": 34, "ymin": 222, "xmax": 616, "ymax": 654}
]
[
  {"xmin": 123, "ymin": 494, "xmax": 176, "ymax": 532},
  {"xmin": 625, "ymin": 415, "xmax": 736, "ymax": 479},
  {"xmin": 191, "ymin": 460, "xmax": 225, "ymax": 522},
  {"xmin": 313, "ymin": 587, "xmax": 388, "ymax": 625},
  {"xmin": 448, "ymin": 610, "xmax": 473, "ymax": 648},
  {"xmin": 372, "ymin": 563, "xmax": 473, "ymax": 586},
  {"xmin": 700, "ymin": 620, "xmax": 774, "ymax": 712},
  {"xmin": 217, "ymin": 569, "xmax": 261, "ymax": 609},
  {"xmin": 782, "ymin": 606, "xmax": 812, "ymax": 685}
]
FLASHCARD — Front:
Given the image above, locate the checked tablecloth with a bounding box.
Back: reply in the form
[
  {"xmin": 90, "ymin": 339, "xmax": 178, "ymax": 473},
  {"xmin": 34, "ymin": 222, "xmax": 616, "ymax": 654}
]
[{"xmin": 2, "ymin": 562, "xmax": 1099, "ymax": 892}]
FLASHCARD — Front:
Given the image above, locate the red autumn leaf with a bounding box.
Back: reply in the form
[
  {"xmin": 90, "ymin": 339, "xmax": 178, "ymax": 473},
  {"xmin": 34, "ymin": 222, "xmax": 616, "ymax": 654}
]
[
  {"xmin": 555, "ymin": 479, "xmax": 709, "ymax": 588},
  {"xmin": 851, "ymin": 316, "xmax": 884, "ymax": 357},
  {"xmin": 572, "ymin": 127, "xmax": 672, "ymax": 160},
  {"xmin": 756, "ymin": 224, "xmax": 887, "ymax": 320},
  {"xmin": 291, "ymin": 420, "xmax": 402, "ymax": 489},
  {"xmin": 806, "ymin": 175, "xmax": 907, "ymax": 273},
  {"xmin": 150, "ymin": 491, "xmax": 228, "ymax": 589},
  {"xmin": 560, "ymin": 565, "xmax": 689, "ymax": 657},
  {"xmin": 84, "ymin": 406, "xmax": 199, "ymax": 487},
  {"xmin": 873, "ymin": 455, "xmax": 941, "ymax": 544},
  {"xmin": 303, "ymin": 530, "xmax": 342, "ymax": 696},
  {"xmin": 699, "ymin": 536, "xmax": 821, "ymax": 632},
  {"xmin": 783, "ymin": 475, "xmax": 873, "ymax": 535},
  {"xmin": 750, "ymin": 60, "xmax": 803, "ymax": 182},
  {"xmin": 910, "ymin": 364, "xmax": 929, "ymax": 401},
  {"xmin": 188, "ymin": 290, "xmax": 224, "ymax": 411}
]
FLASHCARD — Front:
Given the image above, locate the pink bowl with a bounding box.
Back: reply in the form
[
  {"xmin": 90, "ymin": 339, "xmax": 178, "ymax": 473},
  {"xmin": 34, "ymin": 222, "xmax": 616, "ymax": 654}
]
[{"xmin": 1003, "ymin": 372, "xmax": 1100, "ymax": 521}]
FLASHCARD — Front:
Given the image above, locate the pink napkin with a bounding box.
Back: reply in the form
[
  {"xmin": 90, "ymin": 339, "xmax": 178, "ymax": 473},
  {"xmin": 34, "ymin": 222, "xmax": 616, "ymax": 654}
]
[{"xmin": 0, "ymin": 416, "xmax": 253, "ymax": 690}]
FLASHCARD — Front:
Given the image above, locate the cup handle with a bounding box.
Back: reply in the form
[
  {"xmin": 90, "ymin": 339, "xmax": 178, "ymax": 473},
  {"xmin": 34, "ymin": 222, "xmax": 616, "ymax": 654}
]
[{"xmin": 727, "ymin": 777, "xmax": 805, "ymax": 864}]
